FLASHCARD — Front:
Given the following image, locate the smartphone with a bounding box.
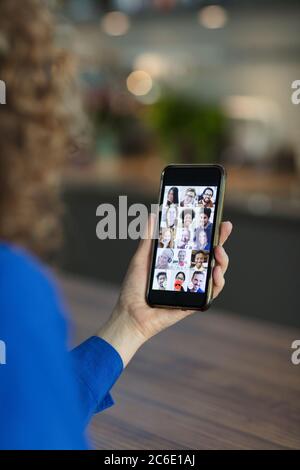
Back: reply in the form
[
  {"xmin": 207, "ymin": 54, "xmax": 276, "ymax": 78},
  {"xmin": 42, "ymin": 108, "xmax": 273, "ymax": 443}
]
[{"xmin": 146, "ymin": 164, "xmax": 226, "ymax": 311}]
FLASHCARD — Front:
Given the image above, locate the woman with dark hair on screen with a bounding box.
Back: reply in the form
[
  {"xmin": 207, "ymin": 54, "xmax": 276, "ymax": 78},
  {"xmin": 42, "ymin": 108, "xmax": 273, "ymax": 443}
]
[
  {"xmin": 163, "ymin": 187, "xmax": 179, "ymax": 229},
  {"xmin": 0, "ymin": 0, "xmax": 232, "ymax": 450},
  {"xmin": 174, "ymin": 272, "xmax": 186, "ymax": 292},
  {"xmin": 194, "ymin": 208, "xmax": 213, "ymax": 244},
  {"xmin": 166, "ymin": 187, "xmax": 179, "ymax": 206}
]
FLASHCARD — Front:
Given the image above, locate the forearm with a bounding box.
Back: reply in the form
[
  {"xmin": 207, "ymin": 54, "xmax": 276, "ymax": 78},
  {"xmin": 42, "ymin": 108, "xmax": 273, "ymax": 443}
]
[{"xmin": 97, "ymin": 310, "xmax": 146, "ymax": 367}]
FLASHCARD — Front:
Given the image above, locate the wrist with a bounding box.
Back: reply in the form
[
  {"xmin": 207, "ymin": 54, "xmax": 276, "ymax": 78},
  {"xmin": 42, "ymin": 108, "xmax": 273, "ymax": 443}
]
[{"xmin": 97, "ymin": 311, "xmax": 146, "ymax": 367}]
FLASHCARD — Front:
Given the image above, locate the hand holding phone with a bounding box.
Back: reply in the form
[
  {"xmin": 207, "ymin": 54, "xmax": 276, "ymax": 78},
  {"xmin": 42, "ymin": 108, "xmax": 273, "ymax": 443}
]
[{"xmin": 98, "ymin": 165, "xmax": 231, "ymax": 366}]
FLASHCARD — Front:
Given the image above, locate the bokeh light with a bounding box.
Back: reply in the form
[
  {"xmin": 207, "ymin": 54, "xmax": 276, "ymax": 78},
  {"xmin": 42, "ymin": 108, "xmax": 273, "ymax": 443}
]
[
  {"xmin": 126, "ymin": 70, "xmax": 153, "ymax": 96},
  {"xmin": 101, "ymin": 11, "xmax": 130, "ymax": 36},
  {"xmin": 134, "ymin": 53, "xmax": 167, "ymax": 78},
  {"xmin": 198, "ymin": 5, "xmax": 228, "ymax": 29}
]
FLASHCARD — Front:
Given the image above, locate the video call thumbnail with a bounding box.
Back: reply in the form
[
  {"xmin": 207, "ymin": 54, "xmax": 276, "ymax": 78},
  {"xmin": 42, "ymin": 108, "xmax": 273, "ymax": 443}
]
[{"xmin": 153, "ymin": 185, "xmax": 217, "ymax": 293}]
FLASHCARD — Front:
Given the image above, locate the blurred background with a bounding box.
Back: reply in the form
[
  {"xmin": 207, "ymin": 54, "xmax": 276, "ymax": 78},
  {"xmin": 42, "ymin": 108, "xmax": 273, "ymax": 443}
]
[{"xmin": 49, "ymin": 0, "xmax": 300, "ymax": 327}]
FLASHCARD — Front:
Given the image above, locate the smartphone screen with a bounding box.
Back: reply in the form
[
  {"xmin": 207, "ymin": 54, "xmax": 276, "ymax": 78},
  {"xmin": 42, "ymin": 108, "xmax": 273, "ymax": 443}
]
[{"xmin": 146, "ymin": 165, "xmax": 225, "ymax": 311}]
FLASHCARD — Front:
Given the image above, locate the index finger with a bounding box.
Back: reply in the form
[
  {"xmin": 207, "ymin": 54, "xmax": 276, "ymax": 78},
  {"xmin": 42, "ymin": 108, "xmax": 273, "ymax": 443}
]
[{"xmin": 218, "ymin": 221, "xmax": 233, "ymax": 246}]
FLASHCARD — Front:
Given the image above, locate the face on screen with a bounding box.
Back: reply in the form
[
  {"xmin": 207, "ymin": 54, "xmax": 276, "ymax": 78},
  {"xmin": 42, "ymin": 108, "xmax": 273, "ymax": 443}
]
[{"xmin": 153, "ymin": 185, "xmax": 217, "ymax": 294}]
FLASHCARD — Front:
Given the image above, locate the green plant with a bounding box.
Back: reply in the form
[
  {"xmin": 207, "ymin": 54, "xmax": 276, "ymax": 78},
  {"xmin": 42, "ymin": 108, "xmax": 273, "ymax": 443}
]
[{"xmin": 143, "ymin": 92, "xmax": 226, "ymax": 163}]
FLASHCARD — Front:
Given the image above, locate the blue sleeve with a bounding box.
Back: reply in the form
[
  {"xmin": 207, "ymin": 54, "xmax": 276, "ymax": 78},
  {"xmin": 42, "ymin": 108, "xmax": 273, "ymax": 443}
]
[
  {"xmin": 0, "ymin": 244, "xmax": 123, "ymax": 449},
  {"xmin": 71, "ymin": 336, "xmax": 123, "ymax": 426}
]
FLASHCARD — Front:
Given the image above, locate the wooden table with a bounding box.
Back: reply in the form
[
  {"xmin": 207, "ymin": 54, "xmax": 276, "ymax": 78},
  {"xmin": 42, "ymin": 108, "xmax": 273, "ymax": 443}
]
[{"xmin": 60, "ymin": 275, "xmax": 300, "ymax": 450}]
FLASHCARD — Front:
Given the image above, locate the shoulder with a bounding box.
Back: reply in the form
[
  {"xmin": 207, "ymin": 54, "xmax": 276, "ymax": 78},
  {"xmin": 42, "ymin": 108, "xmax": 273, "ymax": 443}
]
[{"xmin": 0, "ymin": 242, "xmax": 54, "ymax": 291}]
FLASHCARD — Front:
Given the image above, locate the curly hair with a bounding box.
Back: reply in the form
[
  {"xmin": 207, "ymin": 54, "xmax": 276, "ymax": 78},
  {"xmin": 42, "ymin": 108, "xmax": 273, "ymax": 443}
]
[{"xmin": 0, "ymin": 0, "xmax": 75, "ymax": 258}]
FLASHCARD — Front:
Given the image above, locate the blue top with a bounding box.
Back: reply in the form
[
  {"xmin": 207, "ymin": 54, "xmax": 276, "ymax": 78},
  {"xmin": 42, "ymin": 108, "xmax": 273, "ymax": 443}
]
[
  {"xmin": 187, "ymin": 287, "xmax": 204, "ymax": 293},
  {"xmin": 0, "ymin": 242, "xmax": 124, "ymax": 450}
]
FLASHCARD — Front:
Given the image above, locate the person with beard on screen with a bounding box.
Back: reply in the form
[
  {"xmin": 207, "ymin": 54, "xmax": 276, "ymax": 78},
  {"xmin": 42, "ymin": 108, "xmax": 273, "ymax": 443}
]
[
  {"xmin": 198, "ymin": 187, "xmax": 214, "ymax": 208},
  {"xmin": 187, "ymin": 271, "xmax": 205, "ymax": 293}
]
